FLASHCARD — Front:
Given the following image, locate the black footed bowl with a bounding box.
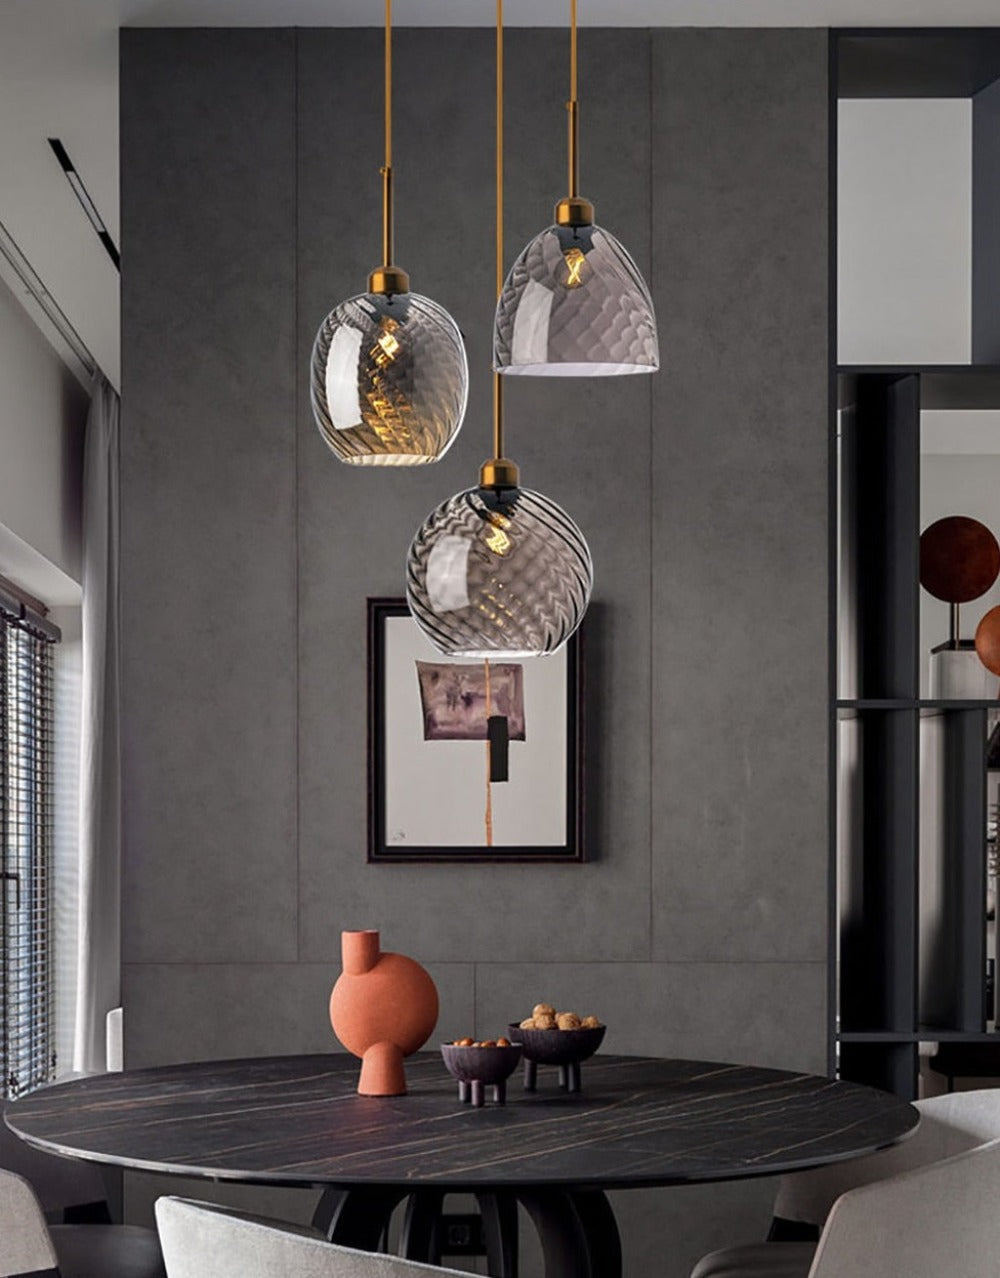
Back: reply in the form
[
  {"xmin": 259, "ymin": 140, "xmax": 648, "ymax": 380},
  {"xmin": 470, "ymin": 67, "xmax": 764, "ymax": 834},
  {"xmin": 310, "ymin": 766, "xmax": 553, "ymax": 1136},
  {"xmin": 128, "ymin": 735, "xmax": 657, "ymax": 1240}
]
[
  {"xmin": 440, "ymin": 1042, "xmax": 523, "ymax": 1085},
  {"xmin": 507, "ymin": 1023, "xmax": 606, "ymax": 1066}
]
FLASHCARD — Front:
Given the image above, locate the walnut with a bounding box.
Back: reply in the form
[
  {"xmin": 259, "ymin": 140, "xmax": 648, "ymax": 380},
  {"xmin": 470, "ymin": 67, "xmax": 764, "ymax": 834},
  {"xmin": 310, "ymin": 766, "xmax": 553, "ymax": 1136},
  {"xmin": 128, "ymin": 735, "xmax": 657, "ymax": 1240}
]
[
  {"xmin": 532, "ymin": 1003, "xmax": 556, "ymax": 1018},
  {"xmin": 580, "ymin": 1016, "xmax": 602, "ymax": 1029},
  {"xmin": 519, "ymin": 1017, "xmax": 536, "ymax": 1029},
  {"xmin": 556, "ymin": 1013, "xmax": 582, "ymax": 1030},
  {"xmin": 534, "ymin": 1013, "xmax": 557, "ymax": 1030}
]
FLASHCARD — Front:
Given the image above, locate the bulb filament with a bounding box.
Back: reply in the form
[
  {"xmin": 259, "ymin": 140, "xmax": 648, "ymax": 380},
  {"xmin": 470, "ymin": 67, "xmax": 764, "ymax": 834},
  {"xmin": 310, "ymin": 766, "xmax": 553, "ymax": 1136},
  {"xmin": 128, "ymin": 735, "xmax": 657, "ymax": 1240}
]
[
  {"xmin": 564, "ymin": 247, "xmax": 586, "ymax": 287},
  {"xmin": 484, "ymin": 511, "xmax": 512, "ymax": 556},
  {"xmin": 372, "ymin": 318, "xmax": 401, "ymax": 365}
]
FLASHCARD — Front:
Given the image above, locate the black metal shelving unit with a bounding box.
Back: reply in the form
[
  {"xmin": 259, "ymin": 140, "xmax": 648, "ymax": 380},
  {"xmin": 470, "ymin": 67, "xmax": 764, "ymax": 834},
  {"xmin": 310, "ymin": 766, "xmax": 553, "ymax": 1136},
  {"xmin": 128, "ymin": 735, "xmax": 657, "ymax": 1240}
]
[{"xmin": 833, "ymin": 31, "xmax": 1000, "ymax": 1100}]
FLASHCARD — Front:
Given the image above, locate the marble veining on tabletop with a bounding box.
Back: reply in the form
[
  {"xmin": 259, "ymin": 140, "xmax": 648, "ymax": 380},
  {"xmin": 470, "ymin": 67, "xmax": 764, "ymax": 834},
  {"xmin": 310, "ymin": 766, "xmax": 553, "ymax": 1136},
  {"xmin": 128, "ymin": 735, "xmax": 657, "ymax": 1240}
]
[{"xmin": 6, "ymin": 1055, "xmax": 917, "ymax": 1191}]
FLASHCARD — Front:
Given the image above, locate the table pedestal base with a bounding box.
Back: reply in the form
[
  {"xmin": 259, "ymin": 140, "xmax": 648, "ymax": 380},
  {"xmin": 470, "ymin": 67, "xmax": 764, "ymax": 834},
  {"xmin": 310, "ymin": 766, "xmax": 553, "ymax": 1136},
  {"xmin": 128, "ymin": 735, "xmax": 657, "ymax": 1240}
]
[{"xmin": 313, "ymin": 1185, "xmax": 622, "ymax": 1278}]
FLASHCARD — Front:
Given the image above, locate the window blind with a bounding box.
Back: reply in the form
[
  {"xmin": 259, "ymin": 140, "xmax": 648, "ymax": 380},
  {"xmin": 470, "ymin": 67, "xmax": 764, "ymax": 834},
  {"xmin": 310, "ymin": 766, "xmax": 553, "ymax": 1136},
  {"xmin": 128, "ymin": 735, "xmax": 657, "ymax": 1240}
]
[{"xmin": 1, "ymin": 596, "xmax": 58, "ymax": 1099}]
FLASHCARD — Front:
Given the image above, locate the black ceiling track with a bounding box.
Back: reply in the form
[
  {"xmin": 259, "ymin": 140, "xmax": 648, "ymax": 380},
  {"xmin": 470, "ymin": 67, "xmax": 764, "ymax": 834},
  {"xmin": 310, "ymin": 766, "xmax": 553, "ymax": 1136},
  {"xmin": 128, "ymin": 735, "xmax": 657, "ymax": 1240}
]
[{"xmin": 47, "ymin": 137, "xmax": 120, "ymax": 272}]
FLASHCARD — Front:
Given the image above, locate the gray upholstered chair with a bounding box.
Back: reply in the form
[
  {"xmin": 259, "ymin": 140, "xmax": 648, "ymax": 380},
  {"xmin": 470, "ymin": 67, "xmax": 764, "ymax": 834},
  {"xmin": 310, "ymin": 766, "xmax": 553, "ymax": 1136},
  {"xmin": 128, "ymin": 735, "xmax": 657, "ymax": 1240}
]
[
  {"xmin": 770, "ymin": 1087, "xmax": 1000, "ymax": 1236},
  {"xmin": 808, "ymin": 1136, "xmax": 1000, "ymax": 1277},
  {"xmin": 0, "ymin": 1167, "xmax": 166, "ymax": 1278},
  {"xmin": 0, "ymin": 1168, "xmax": 59, "ymax": 1278},
  {"xmin": 0, "ymin": 1170, "xmax": 164, "ymax": 1278},
  {"xmin": 691, "ymin": 1089, "xmax": 1000, "ymax": 1278},
  {"xmin": 155, "ymin": 1197, "xmax": 472, "ymax": 1278},
  {"xmin": 2, "ymin": 1098, "xmax": 166, "ymax": 1277},
  {"xmin": 1, "ymin": 1102, "xmax": 113, "ymax": 1224}
]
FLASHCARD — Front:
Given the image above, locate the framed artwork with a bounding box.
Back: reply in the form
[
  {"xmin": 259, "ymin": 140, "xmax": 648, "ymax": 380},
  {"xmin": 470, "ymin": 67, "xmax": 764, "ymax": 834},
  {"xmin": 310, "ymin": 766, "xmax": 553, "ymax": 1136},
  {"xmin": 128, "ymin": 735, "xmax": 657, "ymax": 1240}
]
[{"xmin": 367, "ymin": 597, "xmax": 584, "ymax": 862}]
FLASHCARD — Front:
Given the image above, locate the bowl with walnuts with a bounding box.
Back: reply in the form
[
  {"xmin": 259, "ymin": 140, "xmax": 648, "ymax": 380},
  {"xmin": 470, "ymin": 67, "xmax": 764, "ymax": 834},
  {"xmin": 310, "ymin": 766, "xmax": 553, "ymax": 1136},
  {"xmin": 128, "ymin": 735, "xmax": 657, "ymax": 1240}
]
[
  {"xmin": 440, "ymin": 1036, "xmax": 522, "ymax": 1107},
  {"xmin": 508, "ymin": 1004, "xmax": 605, "ymax": 1093}
]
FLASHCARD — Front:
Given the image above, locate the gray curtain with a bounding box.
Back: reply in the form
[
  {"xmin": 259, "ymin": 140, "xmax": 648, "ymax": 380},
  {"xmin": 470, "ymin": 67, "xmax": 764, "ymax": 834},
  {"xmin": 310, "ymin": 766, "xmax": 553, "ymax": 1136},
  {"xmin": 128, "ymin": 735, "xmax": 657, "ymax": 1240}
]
[{"xmin": 73, "ymin": 374, "xmax": 120, "ymax": 1074}]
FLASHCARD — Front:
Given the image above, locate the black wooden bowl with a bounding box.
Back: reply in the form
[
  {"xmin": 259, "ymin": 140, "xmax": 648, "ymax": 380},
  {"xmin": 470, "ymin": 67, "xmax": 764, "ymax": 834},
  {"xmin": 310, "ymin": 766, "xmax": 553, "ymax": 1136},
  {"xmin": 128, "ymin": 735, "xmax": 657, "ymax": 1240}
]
[
  {"xmin": 440, "ymin": 1042, "xmax": 522, "ymax": 1107},
  {"xmin": 507, "ymin": 1023, "xmax": 606, "ymax": 1093},
  {"xmin": 507, "ymin": 1023, "xmax": 605, "ymax": 1065}
]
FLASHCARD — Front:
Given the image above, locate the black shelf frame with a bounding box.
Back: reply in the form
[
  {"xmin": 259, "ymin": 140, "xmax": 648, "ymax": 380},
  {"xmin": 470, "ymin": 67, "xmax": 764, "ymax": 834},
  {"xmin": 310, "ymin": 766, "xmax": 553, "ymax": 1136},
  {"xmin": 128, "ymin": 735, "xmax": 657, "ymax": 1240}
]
[
  {"xmin": 838, "ymin": 29, "xmax": 1000, "ymax": 100},
  {"xmin": 831, "ymin": 29, "xmax": 1000, "ymax": 1100},
  {"xmin": 840, "ymin": 1030, "xmax": 1000, "ymax": 1044},
  {"xmin": 839, "ymin": 366, "xmax": 1000, "ymax": 411},
  {"xmin": 838, "ymin": 701, "xmax": 1000, "ymax": 715}
]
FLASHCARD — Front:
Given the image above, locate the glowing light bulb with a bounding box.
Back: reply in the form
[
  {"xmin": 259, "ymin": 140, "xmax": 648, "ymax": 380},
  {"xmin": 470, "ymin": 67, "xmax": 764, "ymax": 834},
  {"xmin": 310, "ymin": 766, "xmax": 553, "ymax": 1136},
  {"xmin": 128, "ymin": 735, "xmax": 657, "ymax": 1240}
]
[
  {"xmin": 374, "ymin": 320, "xmax": 401, "ymax": 363},
  {"xmin": 563, "ymin": 247, "xmax": 586, "ymax": 288},
  {"xmin": 484, "ymin": 511, "xmax": 512, "ymax": 557}
]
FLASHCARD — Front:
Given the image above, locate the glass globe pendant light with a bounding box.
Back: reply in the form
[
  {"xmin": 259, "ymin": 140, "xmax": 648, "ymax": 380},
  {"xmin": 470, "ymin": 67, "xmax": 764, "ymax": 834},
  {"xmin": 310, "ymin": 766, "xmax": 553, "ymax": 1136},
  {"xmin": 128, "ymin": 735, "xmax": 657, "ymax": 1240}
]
[
  {"xmin": 407, "ymin": 0, "xmax": 592, "ymax": 659},
  {"xmin": 494, "ymin": 0, "xmax": 658, "ymax": 377},
  {"xmin": 310, "ymin": 0, "xmax": 468, "ymax": 465}
]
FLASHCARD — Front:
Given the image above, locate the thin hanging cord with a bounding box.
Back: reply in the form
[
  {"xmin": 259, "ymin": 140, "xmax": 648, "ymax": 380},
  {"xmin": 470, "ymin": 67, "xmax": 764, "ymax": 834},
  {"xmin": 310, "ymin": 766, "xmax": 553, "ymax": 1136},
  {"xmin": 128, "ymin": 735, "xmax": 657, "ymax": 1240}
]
[
  {"xmin": 492, "ymin": 0, "xmax": 505, "ymax": 462},
  {"xmin": 381, "ymin": 0, "xmax": 394, "ymax": 267},
  {"xmin": 567, "ymin": 0, "xmax": 579, "ymax": 198}
]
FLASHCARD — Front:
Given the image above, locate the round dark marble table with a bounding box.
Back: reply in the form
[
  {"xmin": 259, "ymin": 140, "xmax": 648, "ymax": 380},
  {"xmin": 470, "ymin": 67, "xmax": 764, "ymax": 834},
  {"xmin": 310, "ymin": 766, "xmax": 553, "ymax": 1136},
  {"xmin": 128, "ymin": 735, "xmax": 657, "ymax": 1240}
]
[{"xmin": 6, "ymin": 1053, "xmax": 917, "ymax": 1278}]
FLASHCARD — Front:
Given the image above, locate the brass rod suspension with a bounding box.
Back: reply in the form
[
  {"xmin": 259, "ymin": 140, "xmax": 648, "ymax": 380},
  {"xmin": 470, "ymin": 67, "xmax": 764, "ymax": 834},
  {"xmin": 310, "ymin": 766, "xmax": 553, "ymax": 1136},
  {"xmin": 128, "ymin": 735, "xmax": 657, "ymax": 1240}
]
[
  {"xmin": 381, "ymin": 0, "xmax": 394, "ymax": 268},
  {"xmin": 567, "ymin": 0, "xmax": 579, "ymax": 199},
  {"xmin": 480, "ymin": 0, "xmax": 517, "ymax": 489},
  {"xmin": 493, "ymin": 0, "xmax": 505, "ymax": 464},
  {"xmin": 368, "ymin": 0, "xmax": 407, "ymax": 294}
]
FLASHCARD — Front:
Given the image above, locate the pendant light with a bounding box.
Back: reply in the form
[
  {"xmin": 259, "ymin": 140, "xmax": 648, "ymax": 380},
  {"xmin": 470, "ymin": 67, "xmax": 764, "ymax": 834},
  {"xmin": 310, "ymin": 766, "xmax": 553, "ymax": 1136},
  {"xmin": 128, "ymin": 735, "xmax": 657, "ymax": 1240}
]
[
  {"xmin": 493, "ymin": 0, "xmax": 658, "ymax": 377},
  {"xmin": 406, "ymin": 0, "xmax": 592, "ymax": 659},
  {"xmin": 310, "ymin": 0, "xmax": 468, "ymax": 465}
]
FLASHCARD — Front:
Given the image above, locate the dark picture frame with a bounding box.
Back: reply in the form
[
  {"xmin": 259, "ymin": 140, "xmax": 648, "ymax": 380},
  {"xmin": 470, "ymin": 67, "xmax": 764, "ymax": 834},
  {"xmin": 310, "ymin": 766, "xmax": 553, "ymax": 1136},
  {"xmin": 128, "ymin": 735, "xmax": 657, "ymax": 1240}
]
[{"xmin": 367, "ymin": 598, "xmax": 585, "ymax": 863}]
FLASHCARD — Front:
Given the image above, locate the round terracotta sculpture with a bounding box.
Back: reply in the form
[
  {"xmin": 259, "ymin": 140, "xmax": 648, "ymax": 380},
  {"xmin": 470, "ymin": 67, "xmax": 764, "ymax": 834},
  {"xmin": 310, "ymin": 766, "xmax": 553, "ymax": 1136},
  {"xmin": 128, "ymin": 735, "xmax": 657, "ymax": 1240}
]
[
  {"xmin": 329, "ymin": 930, "xmax": 439, "ymax": 1096},
  {"xmin": 975, "ymin": 606, "xmax": 1000, "ymax": 677},
  {"xmin": 920, "ymin": 517, "xmax": 1000, "ymax": 603}
]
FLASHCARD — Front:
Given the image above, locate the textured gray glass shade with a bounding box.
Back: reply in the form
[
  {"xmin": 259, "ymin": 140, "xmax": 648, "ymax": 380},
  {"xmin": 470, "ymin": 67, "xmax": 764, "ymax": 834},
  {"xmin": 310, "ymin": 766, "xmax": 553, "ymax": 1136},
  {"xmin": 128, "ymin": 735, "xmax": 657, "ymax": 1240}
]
[
  {"xmin": 407, "ymin": 485, "xmax": 593, "ymax": 657},
  {"xmin": 311, "ymin": 291, "xmax": 468, "ymax": 464},
  {"xmin": 494, "ymin": 223, "xmax": 658, "ymax": 376}
]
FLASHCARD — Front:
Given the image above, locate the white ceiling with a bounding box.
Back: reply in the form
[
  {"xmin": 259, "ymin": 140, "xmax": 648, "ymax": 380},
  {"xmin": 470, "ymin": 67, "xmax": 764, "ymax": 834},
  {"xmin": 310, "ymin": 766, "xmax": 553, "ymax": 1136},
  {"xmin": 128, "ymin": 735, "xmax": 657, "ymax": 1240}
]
[{"xmin": 1, "ymin": 0, "xmax": 999, "ymax": 391}]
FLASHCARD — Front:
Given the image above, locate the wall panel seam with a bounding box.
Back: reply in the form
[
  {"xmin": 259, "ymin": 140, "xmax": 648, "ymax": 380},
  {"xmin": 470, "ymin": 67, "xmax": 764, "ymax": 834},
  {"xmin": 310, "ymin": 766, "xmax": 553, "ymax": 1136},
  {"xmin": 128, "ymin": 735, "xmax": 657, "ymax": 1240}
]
[
  {"xmin": 294, "ymin": 27, "xmax": 302, "ymax": 967},
  {"xmin": 649, "ymin": 24, "xmax": 659, "ymax": 961}
]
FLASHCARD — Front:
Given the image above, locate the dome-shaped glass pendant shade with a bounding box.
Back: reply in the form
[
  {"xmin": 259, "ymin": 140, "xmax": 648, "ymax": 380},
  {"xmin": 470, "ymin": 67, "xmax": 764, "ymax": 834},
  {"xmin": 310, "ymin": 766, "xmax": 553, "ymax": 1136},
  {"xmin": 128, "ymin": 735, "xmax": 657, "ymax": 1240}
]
[
  {"xmin": 494, "ymin": 221, "xmax": 658, "ymax": 376},
  {"xmin": 311, "ymin": 290, "xmax": 468, "ymax": 465},
  {"xmin": 407, "ymin": 483, "xmax": 593, "ymax": 657}
]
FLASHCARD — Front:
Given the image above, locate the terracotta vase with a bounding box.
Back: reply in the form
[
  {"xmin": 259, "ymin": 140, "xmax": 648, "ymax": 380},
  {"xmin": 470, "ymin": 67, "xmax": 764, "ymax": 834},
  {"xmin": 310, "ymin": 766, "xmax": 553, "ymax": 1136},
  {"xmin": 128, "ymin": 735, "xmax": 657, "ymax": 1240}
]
[{"xmin": 329, "ymin": 930, "xmax": 439, "ymax": 1096}]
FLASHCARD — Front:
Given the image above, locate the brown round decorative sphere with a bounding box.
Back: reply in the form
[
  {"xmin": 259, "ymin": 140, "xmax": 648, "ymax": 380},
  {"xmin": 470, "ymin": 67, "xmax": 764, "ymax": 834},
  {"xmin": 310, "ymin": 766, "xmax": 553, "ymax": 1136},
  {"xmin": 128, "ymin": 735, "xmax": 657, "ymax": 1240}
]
[
  {"xmin": 920, "ymin": 517, "xmax": 1000, "ymax": 603},
  {"xmin": 975, "ymin": 606, "xmax": 1000, "ymax": 676}
]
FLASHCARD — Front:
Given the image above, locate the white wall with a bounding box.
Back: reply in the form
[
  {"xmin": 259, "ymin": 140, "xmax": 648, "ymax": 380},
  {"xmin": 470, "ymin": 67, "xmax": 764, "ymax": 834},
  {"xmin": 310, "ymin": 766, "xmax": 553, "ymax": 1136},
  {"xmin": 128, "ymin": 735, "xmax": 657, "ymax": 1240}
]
[
  {"xmin": 0, "ymin": 273, "xmax": 86, "ymax": 595},
  {"xmin": 838, "ymin": 98, "xmax": 971, "ymax": 365}
]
